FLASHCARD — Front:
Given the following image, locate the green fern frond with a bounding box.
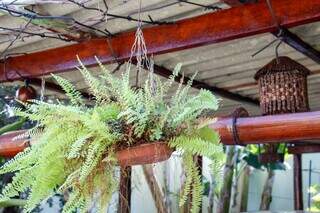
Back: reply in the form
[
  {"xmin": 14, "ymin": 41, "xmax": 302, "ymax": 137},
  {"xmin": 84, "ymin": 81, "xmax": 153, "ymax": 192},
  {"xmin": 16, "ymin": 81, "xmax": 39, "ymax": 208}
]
[
  {"xmin": 52, "ymin": 74, "xmax": 84, "ymax": 106},
  {"xmin": 0, "ymin": 59, "xmax": 223, "ymax": 213}
]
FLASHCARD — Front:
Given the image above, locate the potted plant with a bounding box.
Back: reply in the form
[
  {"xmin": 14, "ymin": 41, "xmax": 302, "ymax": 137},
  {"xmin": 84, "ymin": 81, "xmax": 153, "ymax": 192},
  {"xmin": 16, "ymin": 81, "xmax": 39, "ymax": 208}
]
[{"xmin": 0, "ymin": 58, "xmax": 224, "ymax": 213}]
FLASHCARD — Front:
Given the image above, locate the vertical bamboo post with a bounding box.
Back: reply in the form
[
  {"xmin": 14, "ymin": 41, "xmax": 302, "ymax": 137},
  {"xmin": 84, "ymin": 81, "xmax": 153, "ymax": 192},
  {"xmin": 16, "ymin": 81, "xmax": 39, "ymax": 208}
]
[
  {"xmin": 293, "ymin": 154, "xmax": 303, "ymax": 210},
  {"xmin": 118, "ymin": 166, "xmax": 131, "ymax": 213}
]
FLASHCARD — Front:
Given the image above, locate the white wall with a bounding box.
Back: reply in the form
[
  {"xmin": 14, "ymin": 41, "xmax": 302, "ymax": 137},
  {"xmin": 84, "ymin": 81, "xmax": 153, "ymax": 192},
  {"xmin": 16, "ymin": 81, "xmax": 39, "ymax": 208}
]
[
  {"xmin": 38, "ymin": 153, "xmax": 320, "ymax": 212},
  {"xmin": 247, "ymin": 153, "xmax": 320, "ymax": 212}
]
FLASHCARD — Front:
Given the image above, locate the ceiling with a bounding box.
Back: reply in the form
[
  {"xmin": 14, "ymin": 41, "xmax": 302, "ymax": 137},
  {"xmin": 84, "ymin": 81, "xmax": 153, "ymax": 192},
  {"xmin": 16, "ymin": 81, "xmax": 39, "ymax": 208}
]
[{"xmin": 1, "ymin": 0, "xmax": 320, "ymax": 116}]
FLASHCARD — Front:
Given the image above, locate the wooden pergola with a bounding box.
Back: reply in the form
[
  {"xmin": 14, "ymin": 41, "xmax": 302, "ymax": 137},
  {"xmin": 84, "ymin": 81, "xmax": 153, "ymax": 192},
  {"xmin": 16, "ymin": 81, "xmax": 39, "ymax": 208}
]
[{"xmin": 1, "ymin": 0, "xmax": 320, "ymax": 212}]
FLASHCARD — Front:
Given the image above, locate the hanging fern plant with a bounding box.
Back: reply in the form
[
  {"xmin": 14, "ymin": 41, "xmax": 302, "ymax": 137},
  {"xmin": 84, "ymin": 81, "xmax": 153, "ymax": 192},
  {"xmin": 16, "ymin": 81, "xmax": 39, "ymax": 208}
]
[{"xmin": 0, "ymin": 57, "xmax": 224, "ymax": 213}]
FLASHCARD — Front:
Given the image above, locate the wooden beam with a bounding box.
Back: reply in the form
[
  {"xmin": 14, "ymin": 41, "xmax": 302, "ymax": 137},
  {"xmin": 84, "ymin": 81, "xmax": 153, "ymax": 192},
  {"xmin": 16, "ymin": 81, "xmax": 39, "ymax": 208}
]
[
  {"xmin": 153, "ymin": 64, "xmax": 259, "ymax": 106},
  {"xmin": 288, "ymin": 144, "xmax": 320, "ymax": 154},
  {"xmin": 1, "ymin": 0, "xmax": 320, "ymax": 82},
  {"xmin": 274, "ymin": 28, "xmax": 320, "ymax": 64}
]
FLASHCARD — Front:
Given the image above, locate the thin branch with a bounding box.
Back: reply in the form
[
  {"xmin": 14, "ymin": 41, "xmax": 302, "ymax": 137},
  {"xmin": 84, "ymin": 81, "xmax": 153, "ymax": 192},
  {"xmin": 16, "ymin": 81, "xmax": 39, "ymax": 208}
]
[
  {"xmin": 0, "ymin": 18, "xmax": 33, "ymax": 59},
  {"xmin": 0, "ymin": 4, "xmax": 111, "ymax": 37},
  {"xmin": 66, "ymin": 0, "xmax": 173, "ymax": 25},
  {"xmin": 0, "ymin": 26, "xmax": 72, "ymax": 42}
]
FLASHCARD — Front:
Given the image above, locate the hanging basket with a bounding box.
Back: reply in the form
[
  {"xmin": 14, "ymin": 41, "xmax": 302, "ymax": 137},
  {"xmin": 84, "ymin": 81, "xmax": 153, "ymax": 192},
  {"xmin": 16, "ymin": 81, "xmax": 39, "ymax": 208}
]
[{"xmin": 0, "ymin": 130, "xmax": 173, "ymax": 166}]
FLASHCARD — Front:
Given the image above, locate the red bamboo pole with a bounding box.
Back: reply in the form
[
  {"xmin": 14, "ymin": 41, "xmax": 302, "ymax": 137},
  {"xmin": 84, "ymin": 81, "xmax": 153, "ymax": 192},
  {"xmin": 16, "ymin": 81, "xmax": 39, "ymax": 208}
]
[
  {"xmin": 0, "ymin": 130, "xmax": 29, "ymax": 157},
  {"xmin": 2, "ymin": 111, "xmax": 320, "ymax": 160},
  {"xmin": 211, "ymin": 110, "xmax": 320, "ymax": 145}
]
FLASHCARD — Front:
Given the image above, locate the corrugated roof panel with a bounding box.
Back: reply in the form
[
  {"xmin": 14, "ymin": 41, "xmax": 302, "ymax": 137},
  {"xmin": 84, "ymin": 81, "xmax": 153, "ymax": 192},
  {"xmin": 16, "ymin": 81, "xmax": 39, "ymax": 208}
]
[{"xmin": 0, "ymin": 1, "xmax": 320, "ymax": 116}]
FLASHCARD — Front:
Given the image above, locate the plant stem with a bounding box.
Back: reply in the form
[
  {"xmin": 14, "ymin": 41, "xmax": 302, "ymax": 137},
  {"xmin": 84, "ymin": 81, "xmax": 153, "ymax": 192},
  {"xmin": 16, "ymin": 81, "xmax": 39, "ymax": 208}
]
[
  {"xmin": 217, "ymin": 146, "xmax": 235, "ymax": 213},
  {"xmin": 0, "ymin": 117, "xmax": 27, "ymax": 135},
  {"xmin": 0, "ymin": 199, "xmax": 26, "ymax": 207}
]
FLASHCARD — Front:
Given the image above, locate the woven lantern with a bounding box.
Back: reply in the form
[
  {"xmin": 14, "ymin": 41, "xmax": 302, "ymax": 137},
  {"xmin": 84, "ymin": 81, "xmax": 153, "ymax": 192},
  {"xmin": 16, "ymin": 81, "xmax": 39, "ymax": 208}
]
[
  {"xmin": 254, "ymin": 56, "xmax": 310, "ymax": 163},
  {"xmin": 254, "ymin": 56, "xmax": 310, "ymax": 115}
]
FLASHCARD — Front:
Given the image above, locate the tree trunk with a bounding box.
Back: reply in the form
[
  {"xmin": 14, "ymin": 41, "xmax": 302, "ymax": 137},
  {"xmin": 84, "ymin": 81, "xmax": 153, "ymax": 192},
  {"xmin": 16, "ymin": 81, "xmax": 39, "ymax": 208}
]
[
  {"xmin": 230, "ymin": 149, "xmax": 243, "ymax": 212},
  {"xmin": 0, "ymin": 118, "xmax": 26, "ymax": 135},
  {"xmin": 217, "ymin": 146, "xmax": 235, "ymax": 213},
  {"xmin": 142, "ymin": 165, "xmax": 168, "ymax": 213},
  {"xmin": 260, "ymin": 169, "xmax": 275, "ymax": 210},
  {"xmin": 240, "ymin": 166, "xmax": 250, "ymax": 212}
]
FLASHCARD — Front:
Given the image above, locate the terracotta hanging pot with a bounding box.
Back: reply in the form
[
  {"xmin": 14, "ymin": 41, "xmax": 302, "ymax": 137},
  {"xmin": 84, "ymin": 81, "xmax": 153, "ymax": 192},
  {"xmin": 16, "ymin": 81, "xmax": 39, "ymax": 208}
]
[
  {"xmin": 116, "ymin": 142, "xmax": 173, "ymax": 166},
  {"xmin": 0, "ymin": 130, "xmax": 173, "ymax": 165}
]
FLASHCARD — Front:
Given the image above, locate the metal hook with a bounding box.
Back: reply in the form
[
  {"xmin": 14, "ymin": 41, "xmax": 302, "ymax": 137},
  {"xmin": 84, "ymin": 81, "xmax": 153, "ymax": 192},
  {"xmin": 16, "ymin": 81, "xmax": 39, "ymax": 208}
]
[{"xmin": 275, "ymin": 40, "xmax": 282, "ymax": 63}]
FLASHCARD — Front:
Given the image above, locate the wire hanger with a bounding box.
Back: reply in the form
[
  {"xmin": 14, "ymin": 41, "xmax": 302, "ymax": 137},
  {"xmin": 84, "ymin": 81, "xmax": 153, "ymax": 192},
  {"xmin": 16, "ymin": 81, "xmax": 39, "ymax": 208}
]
[
  {"xmin": 127, "ymin": 0, "xmax": 153, "ymax": 88},
  {"xmin": 251, "ymin": 0, "xmax": 283, "ymax": 62}
]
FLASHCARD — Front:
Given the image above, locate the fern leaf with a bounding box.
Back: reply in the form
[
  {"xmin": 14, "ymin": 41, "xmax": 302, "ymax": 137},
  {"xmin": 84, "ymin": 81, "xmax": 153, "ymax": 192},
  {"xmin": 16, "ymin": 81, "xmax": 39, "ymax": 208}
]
[{"xmin": 52, "ymin": 74, "xmax": 84, "ymax": 106}]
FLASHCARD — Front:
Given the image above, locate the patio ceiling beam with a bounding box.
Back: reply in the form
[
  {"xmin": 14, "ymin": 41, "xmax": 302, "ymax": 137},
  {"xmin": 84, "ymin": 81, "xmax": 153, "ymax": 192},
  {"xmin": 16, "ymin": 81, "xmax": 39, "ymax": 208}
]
[
  {"xmin": 1, "ymin": 0, "xmax": 320, "ymax": 83},
  {"xmin": 152, "ymin": 64, "xmax": 259, "ymax": 106},
  {"xmin": 273, "ymin": 28, "xmax": 320, "ymax": 64}
]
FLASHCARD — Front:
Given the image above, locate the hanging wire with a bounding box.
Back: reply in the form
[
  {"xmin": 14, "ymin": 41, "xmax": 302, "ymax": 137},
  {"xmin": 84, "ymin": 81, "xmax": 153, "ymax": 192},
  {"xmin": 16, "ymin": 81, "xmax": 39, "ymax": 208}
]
[
  {"xmin": 275, "ymin": 40, "xmax": 282, "ymax": 63},
  {"xmin": 251, "ymin": 0, "xmax": 283, "ymax": 58},
  {"xmin": 40, "ymin": 77, "xmax": 45, "ymax": 102},
  {"xmin": 126, "ymin": 0, "xmax": 153, "ymax": 88},
  {"xmin": 178, "ymin": 0, "xmax": 221, "ymax": 11},
  {"xmin": 266, "ymin": 0, "xmax": 280, "ymax": 29},
  {"xmin": 251, "ymin": 36, "xmax": 281, "ymax": 58}
]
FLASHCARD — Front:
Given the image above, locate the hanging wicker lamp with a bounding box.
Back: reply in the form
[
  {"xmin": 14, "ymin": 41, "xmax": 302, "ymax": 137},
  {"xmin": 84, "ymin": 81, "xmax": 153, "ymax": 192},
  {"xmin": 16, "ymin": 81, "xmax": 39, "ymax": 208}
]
[
  {"xmin": 254, "ymin": 56, "xmax": 310, "ymax": 163},
  {"xmin": 254, "ymin": 56, "xmax": 310, "ymax": 115}
]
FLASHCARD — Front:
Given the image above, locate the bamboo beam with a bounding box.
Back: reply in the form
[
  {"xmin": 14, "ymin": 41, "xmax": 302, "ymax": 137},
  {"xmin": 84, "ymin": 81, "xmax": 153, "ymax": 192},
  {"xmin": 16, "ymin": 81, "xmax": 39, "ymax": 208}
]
[
  {"xmin": 211, "ymin": 111, "xmax": 320, "ymax": 145},
  {"xmin": 1, "ymin": 0, "xmax": 320, "ymax": 82},
  {"xmin": 2, "ymin": 111, "xmax": 320, "ymax": 158},
  {"xmin": 0, "ymin": 130, "xmax": 29, "ymax": 157},
  {"xmin": 293, "ymin": 154, "xmax": 303, "ymax": 210}
]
